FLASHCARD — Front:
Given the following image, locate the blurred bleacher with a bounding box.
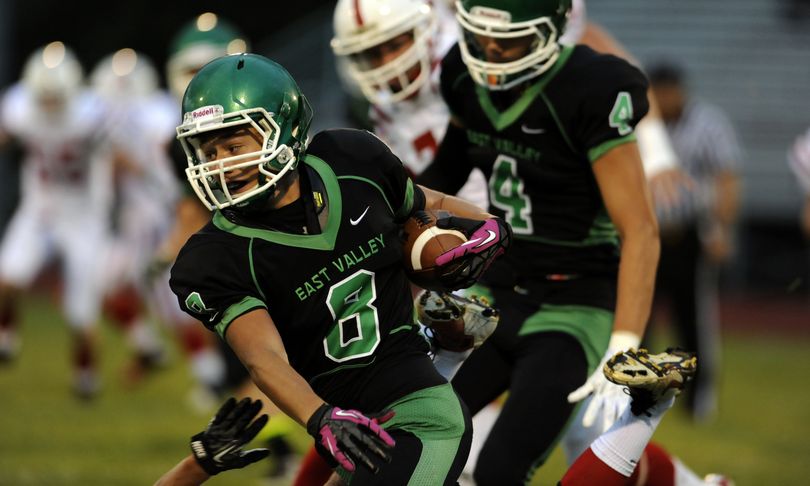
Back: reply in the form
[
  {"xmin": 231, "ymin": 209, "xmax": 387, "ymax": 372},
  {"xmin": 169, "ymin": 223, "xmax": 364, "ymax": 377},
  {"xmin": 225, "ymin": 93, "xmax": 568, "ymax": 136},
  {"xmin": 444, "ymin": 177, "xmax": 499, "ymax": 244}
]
[
  {"xmin": 588, "ymin": 0, "xmax": 810, "ymax": 293},
  {"xmin": 590, "ymin": 0, "xmax": 810, "ymax": 220}
]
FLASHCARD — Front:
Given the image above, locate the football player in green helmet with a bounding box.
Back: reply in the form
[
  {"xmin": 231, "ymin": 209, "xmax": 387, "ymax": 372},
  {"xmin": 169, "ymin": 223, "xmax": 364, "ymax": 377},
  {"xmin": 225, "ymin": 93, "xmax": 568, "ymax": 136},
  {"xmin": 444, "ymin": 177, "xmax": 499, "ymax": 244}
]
[
  {"xmin": 176, "ymin": 55, "xmax": 312, "ymax": 211},
  {"xmin": 166, "ymin": 12, "xmax": 249, "ymax": 101},
  {"xmin": 168, "ymin": 53, "xmax": 511, "ymax": 484},
  {"xmin": 455, "ymin": 0, "xmax": 571, "ymax": 90},
  {"xmin": 165, "ymin": 16, "xmax": 304, "ymax": 479},
  {"xmin": 418, "ymin": 0, "xmax": 663, "ymax": 483}
]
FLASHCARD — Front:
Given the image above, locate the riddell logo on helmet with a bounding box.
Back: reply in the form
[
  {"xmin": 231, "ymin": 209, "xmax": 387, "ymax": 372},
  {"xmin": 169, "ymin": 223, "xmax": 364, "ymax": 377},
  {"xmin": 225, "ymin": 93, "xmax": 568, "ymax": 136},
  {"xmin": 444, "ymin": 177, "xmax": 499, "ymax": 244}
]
[
  {"xmin": 470, "ymin": 6, "xmax": 511, "ymax": 23},
  {"xmin": 188, "ymin": 105, "xmax": 224, "ymax": 122}
]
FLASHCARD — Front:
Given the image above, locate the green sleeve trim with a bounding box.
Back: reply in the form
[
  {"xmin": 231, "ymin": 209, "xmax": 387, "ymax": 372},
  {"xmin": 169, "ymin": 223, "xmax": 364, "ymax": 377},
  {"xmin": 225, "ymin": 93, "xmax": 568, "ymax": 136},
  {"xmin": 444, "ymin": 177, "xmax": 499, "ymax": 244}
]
[
  {"xmin": 587, "ymin": 133, "xmax": 637, "ymax": 163},
  {"xmin": 214, "ymin": 296, "xmax": 267, "ymax": 338},
  {"xmin": 394, "ymin": 179, "xmax": 415, "ymax": 220},
  {"xmin": 337, "ymin": 175, "xmax": 395, "ymax": 215}
]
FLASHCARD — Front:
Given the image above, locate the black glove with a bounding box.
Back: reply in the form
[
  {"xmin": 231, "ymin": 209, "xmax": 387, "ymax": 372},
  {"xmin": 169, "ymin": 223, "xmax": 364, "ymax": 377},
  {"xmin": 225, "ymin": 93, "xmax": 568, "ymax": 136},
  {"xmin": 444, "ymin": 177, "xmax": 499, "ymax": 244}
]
[
  {"xmin": 434, "ymin": 216, "xmax": 512, "ymax": 290},
  {"xmin": 190, "ymin": 397, "xmax": 270, "ymax": 476},
  {"xmin": 306, "ymin": 403, "xmax": 396, "ymax": 474}
]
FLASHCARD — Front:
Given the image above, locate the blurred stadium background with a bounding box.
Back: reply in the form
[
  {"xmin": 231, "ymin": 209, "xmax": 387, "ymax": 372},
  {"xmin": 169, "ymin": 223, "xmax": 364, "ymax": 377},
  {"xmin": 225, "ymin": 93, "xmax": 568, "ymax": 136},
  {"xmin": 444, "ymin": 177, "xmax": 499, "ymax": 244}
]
[{"xmin": 0, "ymin": 0, "xmax": 809, "ymax": 484}]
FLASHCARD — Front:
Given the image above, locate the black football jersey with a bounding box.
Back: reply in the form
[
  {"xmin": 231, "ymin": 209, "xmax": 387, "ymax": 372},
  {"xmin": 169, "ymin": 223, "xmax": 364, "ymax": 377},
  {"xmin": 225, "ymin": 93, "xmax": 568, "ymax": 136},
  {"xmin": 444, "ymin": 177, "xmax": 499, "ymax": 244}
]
[
  {"xmin": 170, "ymin": 129, "xmax": 443, "ymax": 411},
  {"xmin": 439, "ymin": 44, "xmax": 649, "ymax": 280}
]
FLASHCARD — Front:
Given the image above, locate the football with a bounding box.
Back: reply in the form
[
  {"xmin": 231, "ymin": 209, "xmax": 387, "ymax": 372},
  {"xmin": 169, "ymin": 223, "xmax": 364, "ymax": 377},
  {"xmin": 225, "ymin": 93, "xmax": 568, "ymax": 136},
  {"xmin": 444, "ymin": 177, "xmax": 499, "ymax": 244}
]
[{"xmin": 402, "ymin": 209, "xmax": 467, "ymax": 291}]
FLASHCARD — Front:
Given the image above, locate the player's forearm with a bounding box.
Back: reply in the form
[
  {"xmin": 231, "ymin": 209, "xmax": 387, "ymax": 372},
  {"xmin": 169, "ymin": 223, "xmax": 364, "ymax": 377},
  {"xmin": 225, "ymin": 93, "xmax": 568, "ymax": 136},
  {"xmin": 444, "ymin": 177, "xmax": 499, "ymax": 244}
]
[
  {"xmin": 421, "ymin": 185, "xmax": 494, "ymax": 220},
  {"xmin": 613, "ymin": 224, "xmax": 660, "ymax": 337},
  {"xmin": 154, "ymin": 455, "xmax": 209, "ymax": 486},
  {"xmin": 228, "ymin": 311, "xmax": 325, "ymax": 426},
  {"xmin": 243, "ymin": 350, "xmax": 324, "ymax": 427}
]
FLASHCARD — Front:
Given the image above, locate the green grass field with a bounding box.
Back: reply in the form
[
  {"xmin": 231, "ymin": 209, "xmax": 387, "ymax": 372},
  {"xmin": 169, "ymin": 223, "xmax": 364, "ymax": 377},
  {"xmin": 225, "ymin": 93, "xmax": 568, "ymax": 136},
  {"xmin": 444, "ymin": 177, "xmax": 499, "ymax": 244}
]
[{"xmin": 1, "ymin": 295, "xmax": 809, "ymax": 485}]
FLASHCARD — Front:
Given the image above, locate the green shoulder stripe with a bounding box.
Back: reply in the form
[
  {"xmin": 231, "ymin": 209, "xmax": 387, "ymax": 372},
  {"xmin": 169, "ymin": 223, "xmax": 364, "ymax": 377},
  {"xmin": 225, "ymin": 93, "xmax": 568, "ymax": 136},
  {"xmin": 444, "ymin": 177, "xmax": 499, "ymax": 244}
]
[{"xmin": 214, "ymin": 296, "xmax": 267, "ymax": 338}]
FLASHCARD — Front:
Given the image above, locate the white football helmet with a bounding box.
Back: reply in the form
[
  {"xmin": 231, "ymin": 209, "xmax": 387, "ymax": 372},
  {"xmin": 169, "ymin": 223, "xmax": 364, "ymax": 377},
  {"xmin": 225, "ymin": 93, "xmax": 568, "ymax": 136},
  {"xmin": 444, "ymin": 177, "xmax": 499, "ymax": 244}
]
[
  {"xmin": 22, "ymin": 41, "xmax": 83, "ymax": 112},
  {"xmin": 331, "ymin": 0, "xmax": 436, "ymax": 104},
  {"xmin": 91, "ymin": 48, "xmax": 159, "ymax": 101}
]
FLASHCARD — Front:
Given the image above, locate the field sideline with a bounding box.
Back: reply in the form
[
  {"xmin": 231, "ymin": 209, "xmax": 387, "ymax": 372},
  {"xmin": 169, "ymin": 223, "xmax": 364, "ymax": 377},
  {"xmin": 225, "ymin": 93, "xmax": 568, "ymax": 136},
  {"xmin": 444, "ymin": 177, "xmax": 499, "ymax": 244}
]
[{"xmin": 1, "ymin": 295, "xmax": 809, "ymax": 485}]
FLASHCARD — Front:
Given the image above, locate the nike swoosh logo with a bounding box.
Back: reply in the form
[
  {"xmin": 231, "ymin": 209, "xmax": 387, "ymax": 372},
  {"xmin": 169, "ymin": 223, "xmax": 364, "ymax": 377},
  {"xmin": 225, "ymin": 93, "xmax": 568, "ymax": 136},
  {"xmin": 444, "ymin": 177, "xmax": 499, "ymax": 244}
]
[
  {"xmin": 208, "ymin": 311, "xmax": 220, "ymax": 323},
  {"xmin": 476, "ymin": 230, "xmax": 497, "ymax": 248},
  {"xmin": 350, "ymin": 206, "xmax": 370, "ymax": 226},
  {"xmin": 521, "ymin": 124, "xmax": 545, "ymax": 135},
  {"xmin": 458, "ymin": 230, "xmax": 497, "ymax": 250},
  {"xmin": 214, "ymin": 444, "xmax": 239, "ymax": 463},
  {"xmin": 335, "ymin": 409, "xmax": 360, "ymax": 419}
]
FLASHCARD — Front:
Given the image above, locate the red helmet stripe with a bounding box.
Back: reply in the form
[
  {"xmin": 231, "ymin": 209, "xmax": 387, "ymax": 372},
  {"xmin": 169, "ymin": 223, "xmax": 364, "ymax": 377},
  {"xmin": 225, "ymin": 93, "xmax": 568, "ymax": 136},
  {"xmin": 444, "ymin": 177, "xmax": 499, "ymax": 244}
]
[{"xmin": 354, "ymin": 0, "xmax": 365, "ymax": 26}]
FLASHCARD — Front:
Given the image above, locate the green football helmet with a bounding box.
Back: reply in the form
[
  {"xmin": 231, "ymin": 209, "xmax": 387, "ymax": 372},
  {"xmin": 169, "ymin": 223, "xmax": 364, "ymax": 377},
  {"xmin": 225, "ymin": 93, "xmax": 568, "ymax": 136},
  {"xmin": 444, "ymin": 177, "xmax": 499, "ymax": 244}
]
[
  {"xmin": 176, "ymin": 54, "xmax": 313, "ymax": 210},
  {"xmin": 166, "ymin": 12, "xmax": 249, "ymax": 100},
  {"xmin": 455, "ymin": 0, "xmax": 571, "ymax": 90}
]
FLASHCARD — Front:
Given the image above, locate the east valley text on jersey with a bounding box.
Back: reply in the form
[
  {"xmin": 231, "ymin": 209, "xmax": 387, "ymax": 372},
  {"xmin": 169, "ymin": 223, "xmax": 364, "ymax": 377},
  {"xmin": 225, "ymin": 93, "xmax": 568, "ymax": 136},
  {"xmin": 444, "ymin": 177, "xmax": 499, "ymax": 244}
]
[
  {"xmin": 438, "ymin": 44, "xmax": 649, "ymax": 280},
  {"xmin": 170, "ymin": 129, "xmax": 442, "ymax": 412}
]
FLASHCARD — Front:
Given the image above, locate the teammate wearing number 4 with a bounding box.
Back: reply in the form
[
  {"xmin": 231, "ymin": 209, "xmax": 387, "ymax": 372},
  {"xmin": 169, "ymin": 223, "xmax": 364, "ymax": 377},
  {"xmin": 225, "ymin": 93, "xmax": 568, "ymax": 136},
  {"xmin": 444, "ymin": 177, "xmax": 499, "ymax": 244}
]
[
  {"xmin": 418, "ymin": 0, "xmax": 663, "ymax": 483},
  {"xmin": 167, "ymin": 53, "xmax": 511, "ymax": 484}
]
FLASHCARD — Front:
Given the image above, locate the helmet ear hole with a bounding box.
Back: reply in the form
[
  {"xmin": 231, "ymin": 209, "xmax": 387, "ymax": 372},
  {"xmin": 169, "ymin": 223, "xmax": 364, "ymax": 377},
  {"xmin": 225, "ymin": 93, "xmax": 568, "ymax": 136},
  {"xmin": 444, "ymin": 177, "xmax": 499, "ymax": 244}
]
[{"xmin": 263, "ymin": 146, "xmax": 294, "ymax": 173}]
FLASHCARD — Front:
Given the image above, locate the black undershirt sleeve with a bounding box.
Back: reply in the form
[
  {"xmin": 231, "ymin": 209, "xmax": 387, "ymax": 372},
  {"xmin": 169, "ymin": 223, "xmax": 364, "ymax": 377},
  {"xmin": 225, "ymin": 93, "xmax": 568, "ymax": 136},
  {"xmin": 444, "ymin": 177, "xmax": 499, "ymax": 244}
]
[{"xmin": 416, "ymin": 121, "xmax": 471, "ymax": 196}]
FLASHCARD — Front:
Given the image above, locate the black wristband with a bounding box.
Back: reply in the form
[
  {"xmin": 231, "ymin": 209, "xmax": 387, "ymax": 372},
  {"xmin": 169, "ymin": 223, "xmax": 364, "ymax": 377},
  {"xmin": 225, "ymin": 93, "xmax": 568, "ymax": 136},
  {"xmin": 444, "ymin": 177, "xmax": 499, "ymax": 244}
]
[
  {"xmin": 190, "ymin": 432, "xmax": 220, "ymax": 476},
  {"xmin": 306, "ymin": 403, "xmax": 330, "ymax": 437}
]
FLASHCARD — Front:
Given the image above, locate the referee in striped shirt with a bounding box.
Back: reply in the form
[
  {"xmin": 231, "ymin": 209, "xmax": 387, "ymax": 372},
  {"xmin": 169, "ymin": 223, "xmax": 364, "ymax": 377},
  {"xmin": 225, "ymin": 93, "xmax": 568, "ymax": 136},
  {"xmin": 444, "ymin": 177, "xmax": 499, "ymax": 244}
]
[{"xmin": 648, "ymin": 62, "xmax": 741, "ymax": 422}]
